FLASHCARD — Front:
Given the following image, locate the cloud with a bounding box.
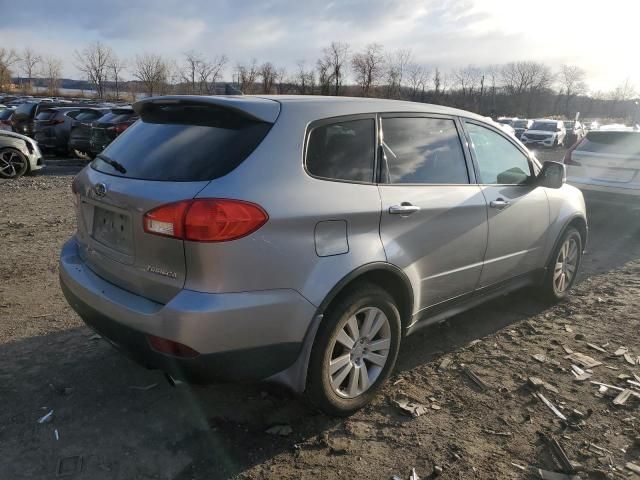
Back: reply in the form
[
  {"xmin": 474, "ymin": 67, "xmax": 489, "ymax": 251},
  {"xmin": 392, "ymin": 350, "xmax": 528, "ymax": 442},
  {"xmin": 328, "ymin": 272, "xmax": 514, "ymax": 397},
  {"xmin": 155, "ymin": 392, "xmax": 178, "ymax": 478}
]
[{"xmin": 0, "ymin": 0, "xmax": 638, "ymax": 90}]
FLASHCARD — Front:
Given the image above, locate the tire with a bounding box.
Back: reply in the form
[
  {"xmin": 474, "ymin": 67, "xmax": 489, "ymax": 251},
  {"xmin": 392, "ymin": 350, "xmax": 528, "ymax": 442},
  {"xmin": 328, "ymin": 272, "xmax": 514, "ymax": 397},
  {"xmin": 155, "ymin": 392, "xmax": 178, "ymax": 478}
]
[
  {"xmin": 306, "ymin": 283, "xmax": 401, "ymax": 416},
  {"xmin": 0, "ymin": 147, "xmax": 29, "ymax": 179},
  {"xmin": 552, "ymin": 138, "xmax": 558, "ymax": 149},
  {"xmin": 541, "ymin": 227, "xmax": 582, "ymax": 301}
]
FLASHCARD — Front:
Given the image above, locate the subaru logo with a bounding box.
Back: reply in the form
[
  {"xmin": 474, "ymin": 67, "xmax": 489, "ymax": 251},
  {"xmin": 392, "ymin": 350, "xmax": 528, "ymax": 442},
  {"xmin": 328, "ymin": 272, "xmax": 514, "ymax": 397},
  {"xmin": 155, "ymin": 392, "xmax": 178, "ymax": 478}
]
[{"xmin": 94, "ymin": 183, "xmax": 107, "ymax": 197}]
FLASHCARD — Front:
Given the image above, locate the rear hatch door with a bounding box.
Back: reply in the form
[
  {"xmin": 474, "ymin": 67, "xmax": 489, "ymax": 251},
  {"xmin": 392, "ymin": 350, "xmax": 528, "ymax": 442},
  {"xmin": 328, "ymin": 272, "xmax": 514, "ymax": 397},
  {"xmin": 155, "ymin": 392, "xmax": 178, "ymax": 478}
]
[
  {"xmin": 572, "ymin": 131, "xmax": 640, "ymax": 187},
  {"xmin": 72, "ymin": 97, "xmax": 278, "ymax": 304}
]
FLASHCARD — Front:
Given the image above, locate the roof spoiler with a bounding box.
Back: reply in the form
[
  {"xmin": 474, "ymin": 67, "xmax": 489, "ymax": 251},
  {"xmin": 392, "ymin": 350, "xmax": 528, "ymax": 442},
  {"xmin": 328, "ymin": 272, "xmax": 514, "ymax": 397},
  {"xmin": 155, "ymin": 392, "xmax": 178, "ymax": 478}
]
[{"xmin": 133, "ymin": 95, "xmax": 280, "ymax": 123}]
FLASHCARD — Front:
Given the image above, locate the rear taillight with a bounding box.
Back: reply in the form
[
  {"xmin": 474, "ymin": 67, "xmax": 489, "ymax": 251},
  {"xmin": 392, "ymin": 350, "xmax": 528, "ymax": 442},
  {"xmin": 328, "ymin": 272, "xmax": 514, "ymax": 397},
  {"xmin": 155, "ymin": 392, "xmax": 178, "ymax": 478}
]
[
  {"xmin": 147, "ymin": 335, "xmax": 199, "ymax": 358},
  {"xmin": 110, "ymin": 122, "xmax": 132, "ymax": 134},
  {"xmin": 563, "ymin": 137, "xmax": 585, "ymax": 166},
  {"xmin": 143, "ymin": 199, "xmax": 268, "ymax": 242},
  {"xmin": 51, "ymin": 118, "xmax": 64, "ymax": 125}
]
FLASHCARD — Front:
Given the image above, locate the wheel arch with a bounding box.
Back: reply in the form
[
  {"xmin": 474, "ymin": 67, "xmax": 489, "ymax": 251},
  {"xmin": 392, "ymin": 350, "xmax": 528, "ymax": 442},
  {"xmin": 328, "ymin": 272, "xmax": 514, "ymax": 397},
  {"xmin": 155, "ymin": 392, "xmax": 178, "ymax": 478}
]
[{"xmin": 546, "ymin": 214, "xmax": 588, "ymax": 267}]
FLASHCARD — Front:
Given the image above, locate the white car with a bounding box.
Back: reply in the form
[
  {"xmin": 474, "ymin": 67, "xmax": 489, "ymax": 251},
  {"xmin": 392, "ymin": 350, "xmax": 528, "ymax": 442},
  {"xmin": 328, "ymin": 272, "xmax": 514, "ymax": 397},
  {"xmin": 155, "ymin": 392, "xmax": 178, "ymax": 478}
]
[
  {"xmin": 521, "ymin": 120, "xmax": 566, "ymax": 148},
  {"xmin": 565, "ymin": 129, "xmax": 640, "ymax": 209}
]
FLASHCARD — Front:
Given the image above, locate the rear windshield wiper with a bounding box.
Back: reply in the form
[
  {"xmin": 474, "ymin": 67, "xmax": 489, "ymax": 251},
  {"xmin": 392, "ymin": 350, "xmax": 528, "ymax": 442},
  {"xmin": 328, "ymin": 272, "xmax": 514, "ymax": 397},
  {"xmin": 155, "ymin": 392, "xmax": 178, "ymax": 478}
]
[{"xmin": 96, "ymin": 154, "xmax": 127, "ymax": 174}]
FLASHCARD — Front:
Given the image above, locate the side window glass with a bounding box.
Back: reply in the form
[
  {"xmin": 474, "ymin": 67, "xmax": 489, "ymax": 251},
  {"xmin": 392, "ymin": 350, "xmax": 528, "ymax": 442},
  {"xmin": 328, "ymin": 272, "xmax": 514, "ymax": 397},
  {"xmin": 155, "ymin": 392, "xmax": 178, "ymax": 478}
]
[
  {"xmin": 306, "ymin": 119, "xmax": 375, "ymax": 183},
  {"xmin": 466, "ymin": 122, "xmax": 532, "ymax": 185},
  {"xmin": 381, "ymin": 117, "xmax": 468, "ymax": 184}
]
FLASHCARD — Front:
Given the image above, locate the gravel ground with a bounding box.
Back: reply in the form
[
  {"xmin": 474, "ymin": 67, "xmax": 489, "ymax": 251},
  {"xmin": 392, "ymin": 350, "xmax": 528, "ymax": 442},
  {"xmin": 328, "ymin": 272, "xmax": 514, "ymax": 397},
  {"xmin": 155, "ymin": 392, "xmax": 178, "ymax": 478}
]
[{"xmin": 1, "ymin": 155, "xmax": 640, "ymax": 480}]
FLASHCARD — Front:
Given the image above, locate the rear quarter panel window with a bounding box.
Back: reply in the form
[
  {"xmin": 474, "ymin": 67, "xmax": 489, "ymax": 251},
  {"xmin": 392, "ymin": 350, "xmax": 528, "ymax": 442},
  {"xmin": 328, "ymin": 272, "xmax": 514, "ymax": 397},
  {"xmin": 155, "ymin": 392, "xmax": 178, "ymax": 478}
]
[
  {"xmin": 578, "ymin": 132, "xmax": 640, "ymax": 156},
  {"xmin": 306, "ymin": 118, "xmax": 375, "ymax": 183}
]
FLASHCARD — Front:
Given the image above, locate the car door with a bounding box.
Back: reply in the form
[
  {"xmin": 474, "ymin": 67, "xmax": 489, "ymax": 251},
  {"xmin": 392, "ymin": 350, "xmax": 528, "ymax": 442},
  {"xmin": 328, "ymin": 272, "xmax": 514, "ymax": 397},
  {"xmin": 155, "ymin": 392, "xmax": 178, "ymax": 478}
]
[
  {"xmin": 378, "ymin": 114, "xmax": 488, "ymax": 311},
  {"xmin": 463, "ymin": 120, "xmax": 549, "ymax": 288}
]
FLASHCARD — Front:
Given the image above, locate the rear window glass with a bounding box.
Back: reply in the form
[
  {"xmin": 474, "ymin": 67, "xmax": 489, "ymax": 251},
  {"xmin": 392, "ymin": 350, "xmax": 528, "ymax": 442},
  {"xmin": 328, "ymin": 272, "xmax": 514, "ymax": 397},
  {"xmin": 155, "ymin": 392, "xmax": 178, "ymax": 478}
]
[
  {"xmin": 13, "ymin": 103, "xmax": 36, "ymax": 118},
  {"xmin": 381, "ymin": 117, "xmax": 468, "ymax": 184},
  {"xmin": 0, "ymin": 109, "xmax": 14, "ymax": 120},
  {"xmin": 530, "ymin": 122, "xmax": 558, "ymax": 131},
  {"xmin": 97, "ymin": 112, "xmax": 136, "ymax": 124},
  {"xmin": 306, "ymin": 118, "xmax": 375, "ymax": 182},
  {"xmin": 577, "ymin": 131, "xmax": 640, "ymax": 156},
  {"xmin": 75, "ymin": 110, "xmax": 104, "ymax": 121},
  {"xmin": 92, "ymin": 104, "xmax": 272, "ymax": 182},
  {"xmin": 36, "ymin": 111, "xmax": 56, "ymax": 120}
]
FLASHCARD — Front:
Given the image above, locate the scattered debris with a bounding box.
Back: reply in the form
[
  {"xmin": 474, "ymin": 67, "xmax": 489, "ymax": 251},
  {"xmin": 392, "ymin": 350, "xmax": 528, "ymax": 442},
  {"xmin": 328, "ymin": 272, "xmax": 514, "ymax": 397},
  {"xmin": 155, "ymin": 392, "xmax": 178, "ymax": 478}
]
[
  {"xmin": 564, "ymin": 325, "xmax": 573, "ymax": 333},
  {"xmin": 31, "ymin": 313, "xmax": 55, "ymax": 318},
  {"xmin": 570, "ymin": 365, "xmax": 592, "ymax": 382},
  {"xmin": 482, "ymin": 428, "xmax": 512, "ymax": 437},
  {"xmin": 626, "ymin": 462, "xmax": 640, "ymax": 474},
  {"xmin": 265, "ymin": 424, "xmax": 293, "ymax": 437},
  {"xmin": 432, "ymin": 465, "xmax": 443, "ymax": 477},
  {"xmin": 409, "ymin": 467, "xmax": 420, "ymax": 480},
  {"xmin": 613, "ymin": 389, "xmax": 633, "ymax": 406},
  {"xmin": 562, "ymin": 345, "xmax": 573, "ymax": 354},
  {"xmin": 511, "ymin": 462, "xmax": 527, "ymax": 472},
  {"xmin": 54, "ymin": 429, "xmax": 59, "ymax": 441},
  {"xmin": 89, "ymin": 334, "xmax": 101, "ymax": 340},
  {"xmin": 528, "ymin": 377, "xmax": 559, "ymax": 393},
  {"xmin": 462, "ymin": 366, "xmax": 490, "ymax": 391},
  {"xmin": 565, "ymin": 352, "xmax": 602, "ymax": 369},
  {"xmin": 533, "ymin": 353, "xmax": 547, "ymax": 363},
  {"xmin": 37, "ymin": 409, "xmax": 54, "ymax": 424},
  {"xmin": 395, "ymin": 399, "xmax": 428, "ymax": 417},
  {"xmin": 129, "ymin": 383, "xmax": 158, "ymax": 391},
  {"xmin": 535, "ymin": 393, "xmax": 567, "ymax": 421},
  {"xmin": 437, "ymin": 357, "xmax": 453, "ymax": 372},
  {"xmin": 586, "ymin": 343, "xmax": 606, "ymax": 353},
  {"xmin": 541, "ymin": 433, "xmax": 581, "ymax": 473},
  {"xmin": 624, "ymin": 353, "xmax": 637, "ymax": 366},
  {"xmin": 534, "ymin": 468, "xmax": 581, "ymax": 480},
  {"xmin": 613, "ymin": 347, "xmax": 628, "ymax": 357},
  {"xmin": 430, "ymin": 403, "xmax": 441, "ymax": 411}
]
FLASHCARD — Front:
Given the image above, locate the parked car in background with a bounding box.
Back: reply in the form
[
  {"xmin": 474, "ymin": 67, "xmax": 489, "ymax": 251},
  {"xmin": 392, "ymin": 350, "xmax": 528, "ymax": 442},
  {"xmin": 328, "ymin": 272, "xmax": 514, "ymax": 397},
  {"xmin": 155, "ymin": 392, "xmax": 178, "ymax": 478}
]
[
  {"xmin": 0, "ymin": 107, "xmax": 15, "ymax": 132},
  {"xmin": 88, "ymin": 107, "xmax": 138, "ymax": 157},
  {"xmin": 60, "ymin": 96, "xmax": 587, "ymax": 415},
  {"xmin": 34, "ymin": 107, "xmax": 108, "ymax": 155},
  {"xmin": 565, "ymin": 129, "xmax": 640, "ymax": 210},
  {"xmin": 583, "ymin": 120, "xmax": 599, "ymax": 131},
  {"xmin": 563, "ymin": 120, "xmax": 585, "ymax": 147},
  {"xmin": 521, "ymin": 119, "xmax": 566, "ymax": 148},
  {"xmin": 69, "ymin": 108, "xmax": 110, "ymax": 158},
  {"xmin": 496, "ymin": 117, "xmax": 516, "ymax": 126},
  {"xmin": 512, "ymin": 119, "xmax": 533, "ymax": 139},
  {"xmin": 0, "ymin": 129, "xmax": 44, "ymax": 178}
]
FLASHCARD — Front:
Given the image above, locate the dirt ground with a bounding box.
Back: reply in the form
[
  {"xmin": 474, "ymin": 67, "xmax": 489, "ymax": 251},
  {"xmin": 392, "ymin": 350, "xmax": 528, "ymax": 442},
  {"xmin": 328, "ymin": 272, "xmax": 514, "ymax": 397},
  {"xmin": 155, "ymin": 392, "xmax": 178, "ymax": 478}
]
[{"xmin": 1, "ymin": 150, "xmax": 640, "ymax": 480}]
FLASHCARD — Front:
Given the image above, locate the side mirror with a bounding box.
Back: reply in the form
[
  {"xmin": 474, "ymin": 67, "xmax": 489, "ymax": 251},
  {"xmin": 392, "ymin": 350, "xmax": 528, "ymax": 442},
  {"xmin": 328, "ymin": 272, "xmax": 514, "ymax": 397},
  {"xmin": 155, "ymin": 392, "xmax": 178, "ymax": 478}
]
[{"xmin": 536, "ymin": 161, "xmax": 566, "ymax": 189}]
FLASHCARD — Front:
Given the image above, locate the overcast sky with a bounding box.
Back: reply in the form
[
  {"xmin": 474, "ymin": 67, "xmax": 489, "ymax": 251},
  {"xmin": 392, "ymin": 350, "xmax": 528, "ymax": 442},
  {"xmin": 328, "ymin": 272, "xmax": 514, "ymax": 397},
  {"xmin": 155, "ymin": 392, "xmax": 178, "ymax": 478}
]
[{"xmin": 1, "ymin": 0, "xmax": 638, "ymax": 91}]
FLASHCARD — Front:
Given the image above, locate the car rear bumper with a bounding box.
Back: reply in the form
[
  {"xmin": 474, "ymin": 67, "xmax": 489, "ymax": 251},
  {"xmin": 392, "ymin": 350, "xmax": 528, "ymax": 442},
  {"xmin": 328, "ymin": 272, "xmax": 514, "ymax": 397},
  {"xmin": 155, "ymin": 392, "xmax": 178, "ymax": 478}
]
[
  {"xmin": 568, "ymin": 180, "xmax": 640, "ymax": 208},
  {"xmin": 59, "ymin": 237, "xmax": 316, "ymax": 383}
]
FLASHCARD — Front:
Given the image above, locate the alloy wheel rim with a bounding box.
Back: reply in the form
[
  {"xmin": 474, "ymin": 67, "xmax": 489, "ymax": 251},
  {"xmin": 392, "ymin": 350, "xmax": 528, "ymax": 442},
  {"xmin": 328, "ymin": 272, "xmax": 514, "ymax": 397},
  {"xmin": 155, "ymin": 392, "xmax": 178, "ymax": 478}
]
[
  {"xmin": 0, "ymin": 150, "xmax": 26, "ymax": 178},
  {"xmin": 554, "ymin": 237, "xmax": 578, "ymax": 294},
  {"xmin": 328, "ymin": 306, "xmax": 391, "ymax": 399}
]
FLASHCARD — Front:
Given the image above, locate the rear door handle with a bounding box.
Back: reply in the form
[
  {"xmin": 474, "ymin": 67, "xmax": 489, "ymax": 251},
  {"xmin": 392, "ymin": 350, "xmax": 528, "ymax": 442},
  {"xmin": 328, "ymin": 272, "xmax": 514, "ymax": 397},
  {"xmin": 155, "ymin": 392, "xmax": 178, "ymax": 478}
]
[
  {"xmin": 389, "ymin": 203, "xmax": 421, "ymax": 215},
  {"xmin": 489, "ymin": 198, "xmax": 511, "ymax": 209}
]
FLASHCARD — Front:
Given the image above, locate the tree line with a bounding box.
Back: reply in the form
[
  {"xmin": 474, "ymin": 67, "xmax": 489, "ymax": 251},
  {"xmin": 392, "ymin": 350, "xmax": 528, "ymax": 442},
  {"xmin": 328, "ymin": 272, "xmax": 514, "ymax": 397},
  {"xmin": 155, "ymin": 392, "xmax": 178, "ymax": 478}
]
[{"xmin": 0, "ymin": 42, "xmax": 638, "ymax": 121}]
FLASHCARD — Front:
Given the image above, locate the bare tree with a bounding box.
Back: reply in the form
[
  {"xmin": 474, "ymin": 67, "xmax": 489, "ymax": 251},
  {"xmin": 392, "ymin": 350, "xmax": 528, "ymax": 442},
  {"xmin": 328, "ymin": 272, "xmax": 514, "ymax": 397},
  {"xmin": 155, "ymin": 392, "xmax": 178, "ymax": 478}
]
[
  {"xmin": 316, "ymin": 57, "xmax": 332, "ymax": 95},
  {"xmin": 133, "ymin": 53, "xmax": 168, "ymax": 97},
  {"xmin": 501, "ymin": 61, "xmax": 554, "ymax": 115},
  {"xmin": 351, "ymin": 43, "xmax": 384, "ymax": 97},
  {"xmin": 0, "ymin": 48, "xmax": 19, "ymax": 91},
  {"xmin": 41, "ymin": 55, "xmax": 63, "ymax": 96},
  {"xmin": 235, "ymin": 59, "xmax": 258, "ymax": 94},
  {"xmin": 384, "ymin": 48, "xmax": 412, "ymax": 98},
  {"xmin": 74, "ymin": 41, "xmax": 113, "ymax": 99},
  {"xmin": 293, "ymin": 61, "xmax": 315, "ymax": 94},
  {"xmin": 259, "ymin": 62, "xmax": 277, "ymax": 94},
  {"xmin": 20, "ymin": 47, "xmax": 41, "ymax": 93},
  {"xmin": 182, "ymin": 50, "xmax": 203, "ymax": 93},
  {"xmin": 319, "ymin": 42, "xmax": 349, "ymax": 95},
  {"xmin": 558, "ymin": 65, "xmax": 587, "ymax": 115},
  {"xmin": 197, "ymin": 55, "xmax": 227, "ymax": 94},
  {"xmin": 108, "ymin": 54, "xmax": 127, "ymax": 100},
  {"xmin": 406, "ymin": 63, "xmax": 429, "ymax": 101}
]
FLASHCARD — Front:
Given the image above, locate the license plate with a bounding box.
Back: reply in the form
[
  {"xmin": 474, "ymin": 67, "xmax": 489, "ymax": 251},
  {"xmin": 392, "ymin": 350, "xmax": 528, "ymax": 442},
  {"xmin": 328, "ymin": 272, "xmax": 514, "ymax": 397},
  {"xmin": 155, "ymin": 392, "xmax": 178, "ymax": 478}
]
[
  {"xmin": 92, "ymin": 206, "xmax": 133, "ymax": 255},
  {"xmin": 590, "ymin": 168, "xmax": 635, "ymax": 183}
]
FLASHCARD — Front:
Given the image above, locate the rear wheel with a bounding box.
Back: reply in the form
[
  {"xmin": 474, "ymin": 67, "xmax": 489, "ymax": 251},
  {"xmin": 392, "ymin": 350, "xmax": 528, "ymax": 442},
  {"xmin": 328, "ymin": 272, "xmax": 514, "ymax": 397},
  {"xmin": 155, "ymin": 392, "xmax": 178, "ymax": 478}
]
[
  {"xmin": 306, "ymin": 283, "xmax": 401, "ymax": 416},
  {"xmin": 542, "ymin": 227, "xmax": 582, "ymax": 301},
  {"xmin": 0, "ymin": 148, "xmax": 29, "ymax": 179}
]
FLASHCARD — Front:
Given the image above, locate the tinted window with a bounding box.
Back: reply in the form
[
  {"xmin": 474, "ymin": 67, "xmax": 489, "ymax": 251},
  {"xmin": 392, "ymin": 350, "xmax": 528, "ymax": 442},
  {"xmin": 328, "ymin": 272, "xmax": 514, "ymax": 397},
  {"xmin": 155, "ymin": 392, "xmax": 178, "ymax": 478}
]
[
  {"xmin": 35, "ymin": 111, "xmax": 56, "ymax": 120},
  {"xmin": 306, "ymin": 119, "xmax": 375, "ymax": 182},
  {"xmin": 466, "ymin": 122, "xmax": 532, "ymax": 184},
  {"xmin": 577, "ymin": 131, "xmax": 640, "ymax": 156},
  {"xmin": 381, "ymin": 117, "xmax": 468, "ymax": 184},
  {"xmin": 97, "ymin": 111, "xmax": 136, "ymax": 124},
  {"xmin": 75, "ymin": 110, "xmax": 104, "ymax": 121},
  {"xmin": 13, "ymin": 103, "xmax": 36, "ymax": 120},
  {"xmin": 530, "ymin": 122, "xmax": 557, "ymax": 131},
  {"xmin": 92, "ymin": 104, "xmax": 272, "ymax": 182},
  {"xmin": 0, "ymin": 110, "xmax": 13, "ymax": 120}
]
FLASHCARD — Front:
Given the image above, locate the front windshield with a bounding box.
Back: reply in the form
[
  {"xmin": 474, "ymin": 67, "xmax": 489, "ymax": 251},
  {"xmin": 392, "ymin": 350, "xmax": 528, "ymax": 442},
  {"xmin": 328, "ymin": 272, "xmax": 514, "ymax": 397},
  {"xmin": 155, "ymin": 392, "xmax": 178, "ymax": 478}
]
[
  {"xmin": 530, "ymin": 122, "xmax": 557, "ymax": 131},
  {"xmin": 513, "ymin": 120, "xmax": 528, "ymax": 128}
]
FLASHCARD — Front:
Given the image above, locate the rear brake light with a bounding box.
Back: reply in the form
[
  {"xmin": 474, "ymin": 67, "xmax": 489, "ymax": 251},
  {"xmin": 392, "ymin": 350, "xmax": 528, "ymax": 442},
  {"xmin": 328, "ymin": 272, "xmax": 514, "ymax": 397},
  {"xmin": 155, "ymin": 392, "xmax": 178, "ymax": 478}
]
[
  {"xmin": 563, "ymin": 137, "xmax": 585, "ymax": 166},
  {"xmin": 111, "ymin": 122, "xmax": 131, "ymax": 134},
  {"xmin": 143, "ymin": 199, "xmax": 268, "ymax": 242},
  {"xmin": 147, "ymin": 335, "xmax": 199, "ymax": 358}
]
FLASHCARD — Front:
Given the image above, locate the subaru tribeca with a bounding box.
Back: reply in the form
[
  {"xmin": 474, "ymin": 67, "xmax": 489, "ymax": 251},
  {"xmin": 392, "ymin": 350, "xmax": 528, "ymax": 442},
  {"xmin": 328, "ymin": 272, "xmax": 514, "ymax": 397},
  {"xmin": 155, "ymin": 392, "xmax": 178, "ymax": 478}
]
[{"xmin": 60, "ymin": 96, "xmax": 587, "ymax": 415}]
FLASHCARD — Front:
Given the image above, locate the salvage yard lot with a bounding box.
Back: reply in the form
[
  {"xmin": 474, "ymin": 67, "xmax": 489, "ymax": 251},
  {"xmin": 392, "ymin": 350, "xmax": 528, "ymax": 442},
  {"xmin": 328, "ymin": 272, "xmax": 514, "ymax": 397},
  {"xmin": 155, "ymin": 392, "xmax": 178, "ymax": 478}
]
[{"xmin": 1, "ymin": 151, "xmax": 640, "ymax": 479}]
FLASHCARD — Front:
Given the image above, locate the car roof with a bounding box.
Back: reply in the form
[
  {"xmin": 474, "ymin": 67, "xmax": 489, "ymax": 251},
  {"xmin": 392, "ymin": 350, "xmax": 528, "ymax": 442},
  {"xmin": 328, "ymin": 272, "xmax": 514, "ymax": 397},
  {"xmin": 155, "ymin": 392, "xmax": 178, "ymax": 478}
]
[{"xmin": 135, "ymin": 95, "xmax": 490, "ymax": 124}]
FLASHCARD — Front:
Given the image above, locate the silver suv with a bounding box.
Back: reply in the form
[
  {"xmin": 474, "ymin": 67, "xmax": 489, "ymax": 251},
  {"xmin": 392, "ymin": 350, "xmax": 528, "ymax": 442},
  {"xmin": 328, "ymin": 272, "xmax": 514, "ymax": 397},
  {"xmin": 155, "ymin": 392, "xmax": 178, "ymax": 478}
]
[{"xmin": 60, "ymin": 96, "xmax": 587, "ymax": 415}]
